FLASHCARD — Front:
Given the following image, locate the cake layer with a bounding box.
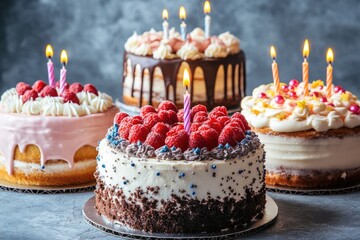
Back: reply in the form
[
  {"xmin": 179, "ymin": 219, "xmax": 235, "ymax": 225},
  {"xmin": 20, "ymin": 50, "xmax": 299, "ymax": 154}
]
[
  {"xmin": 257, "ymin": 128, "xmax": 360, "ymax": 170},
  {"xmin": 0, "ymin": 106, "xmax": 118, "ymax": 174},
  {"xmin": 95, "ymin": 139, "xmax": 266, "ymax": 232},
  {"xmin": 0, "ymin": 158, "xmax": 96, "ymax": 186}
]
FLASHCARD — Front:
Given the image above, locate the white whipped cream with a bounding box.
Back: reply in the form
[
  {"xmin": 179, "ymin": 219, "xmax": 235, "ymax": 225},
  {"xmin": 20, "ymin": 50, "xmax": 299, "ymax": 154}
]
[
  {"xmin": 189, "ymin": 27, "xmax": 205, "ymax": 41},
  {"xmin": 204, "ymin": 40, "xmax": 228, "ymax": 58},
  {"xmin": 153, "ymin": 41, "xmax": 176, "ymax": 60},
  {"xmin": 134, "ymin": 43, "xmax": 152, "ymax": 56},
  {"xmin": 176, "ymin": 42, "xmax": 203, "ymax": 60},
  {"xmin": 218, "ymin": 31, "xmax": 240, "ymax": 54},
  {"xmin": 124, "ymin": 32, "xmax": 141, "ymax": 53}
]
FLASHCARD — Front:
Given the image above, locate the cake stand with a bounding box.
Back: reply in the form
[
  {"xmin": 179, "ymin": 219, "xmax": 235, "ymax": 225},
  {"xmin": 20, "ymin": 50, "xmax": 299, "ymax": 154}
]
[{"xmin": 83, "ymin": 195, "xmax": 278, "ymax": 239}]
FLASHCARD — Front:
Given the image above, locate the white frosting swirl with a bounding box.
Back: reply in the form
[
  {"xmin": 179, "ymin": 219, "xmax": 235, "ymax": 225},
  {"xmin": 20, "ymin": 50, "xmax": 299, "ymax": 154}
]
[
  {"xmin": 134, "ymin": 43, "xmax": 152, "ymax": 56},
  {"xmin": 204, "ymin": 40, "xmax": 228, "ymax": 58},
  {"xmin": 218, "ymin": 31, "xmax": 240, "ymax": 54},
  {"xmin": 241, "ymin": 81, "xmax": 360, "ymax": 132},
  {"xmin": 90, "ymin": 92, "xmax": 113, "ymax": 112},
  {"xmin": 153, "ymin": 42, "xmax": 176, "ymax": 60},
  {"xmin": 42, "ymin": 99, "xmax": 64, "ymax": 116},
  {"xmin": 63, "ymin": 102, "xmax": 84, "ymax": 117},
  {"xmin": 176, "ymin": 42, "xmax": 203, "ymax": 60},
  {"xmin": 124, "ymin": 32, "xmax": 141, "ymax": 53},
  {"xmin": 22, "ymin": 100, "xmax": 41, "ymax": 115},
  {"xmin": 169, "ymin": 27, "xmax": 181, "ymax": 39},
  {"xmin": 189, "ymin": 27, "xmax": 205, "ymax": 41}
]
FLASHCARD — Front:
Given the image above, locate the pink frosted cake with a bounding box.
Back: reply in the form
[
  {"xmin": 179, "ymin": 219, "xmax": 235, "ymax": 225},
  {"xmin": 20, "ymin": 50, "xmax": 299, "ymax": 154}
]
[
  {"xmin": 0, "ymin": 80, "xmax": 118, "ymax": 186},
  {"xmin": 241, "ymin": 79, "xmax": 360, "ymax": 188},
  {"xmin": 95, "ymin": 101, "xmax": 266, "ymax": 233}
]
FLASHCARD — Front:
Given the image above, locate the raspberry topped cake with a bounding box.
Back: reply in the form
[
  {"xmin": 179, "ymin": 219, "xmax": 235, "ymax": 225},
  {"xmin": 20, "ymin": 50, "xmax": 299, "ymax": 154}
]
[
  {"xmin": 0, "ymin": 80, "xmax": 118, "ymax": 186},
  {"xmin": 122, "ymin": 28, "xmax": 246, "ymax": 110},
  {"xmin": 241, "ymin": 79, "xmax": 360, "ymax": 188},
  {"xmin": 95, "ymin": 101, "xmax": 266, "ymax": 233}
]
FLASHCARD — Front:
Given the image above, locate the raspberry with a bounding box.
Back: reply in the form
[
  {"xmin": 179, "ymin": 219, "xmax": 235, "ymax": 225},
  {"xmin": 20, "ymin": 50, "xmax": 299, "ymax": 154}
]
[
  {"xmin": 32, "ymin": 80, "xmax": 47, "ymax": 93},
  {"xmin": 151, "ymin": 122, "xmax": 170, "ymax": 137},
  {"xmin": 140, "ymin": 105, "xmax": 157, "ymax": 117},
  {"xmin": 144, "ymin": 132, "xmax": 165, "ymax": 149},
  {"xmin": 56, "ymin": 81, "xmax": 69, "ymax": 90},
  {"xmin": 84, "ymin": 83, "xmax": 98, "ymax": 96},
  {"xmin": 231, "ymin": 126, "xmax": 245, "ymax": 142},
  {"xmin": 190, "ymin": 123, "xmax": 202, "ymax": 132},
  {"xmin": 132, "ymin": 115, "xmax": 143, "ymax": 124},
  {"xmin": 167, "ymin": 124, "xmax": 184, "ymax": 137},
  {"xmin": 189, "ymin": 132, "xmax": 206, "ymax": 149},
  {"xmin": 203, "ymin": 119, "xmax": 222, "ymax": 134},
  {"xmin": 143, "ymin": 113, "xmax": 160, "ymax": 129},
  {"xmin": 231, "ymin": 112, "xmax": 250, "ymax": 130},
  {"xmin": 191, "ymin": 104, "xmax": 207, "ymax": 115},
  {"xmin": 61, "ymin": 91, "xmax": 80, "ymax": 104},
  {"xmin": 208, "ymin": 111, "xmax": 226, "ymax": 118},
  {"xmin": 193, "ymin": 112, "xmax": 207, "ymax": 123},
  {"xmin": 200, "ymin": 128, "xmax": 219, "ymax": 150},
  {"xmin": 218, "ymin": 116, "xmax": 230, "ymax": 128},
  {"xmin": 218, "ymin": 127, "xmax": 237, "ymax": 147},
  {"xmin": 16, "ymin": 82, "xmax": 32, "ymax": 95},
  {"xmin": 228, "ymin": 118, "xmax": 246, "ymax": 132},
  {"xmin": 158, "ymin": 110, "xmax": 178, "ymax": 125},
  {"xmin": 212, "ymin": 106, "xmax": 228, "ymax": 115},
  {"xmin": 198, "ymin": 125, "xmax": 211, "ymax": 131},
  {"xmin": 113, "ymin": 112, "xmax": 129, "ymax": 125},
  {"xmin": 39, "ymin": 86, "xmax": 58, "ymax": 97},
  {"xmin": 22, "ymin": 89, "xmax": 38, "ymax": 103},
  {"xmin": 177, "ymin": 109, "xmax": 184, "ymax": 122},
  {"xmin": 158, "ymin": 100, "xmax": 178, "ymax": 113},
  {"xmin": 118, "ymin": 119, "xmax": 133, "ymax": 139},
  {"xmin": 69, "ymin": 83, "xmax": 83, "ymax": 94},
  {"xmin": 165, "ymin": 129, "xmax": 189, "ymax": 151},
  {"xmin": 128, "ymin": 124, "xmax": 150, "ymax": 143}
]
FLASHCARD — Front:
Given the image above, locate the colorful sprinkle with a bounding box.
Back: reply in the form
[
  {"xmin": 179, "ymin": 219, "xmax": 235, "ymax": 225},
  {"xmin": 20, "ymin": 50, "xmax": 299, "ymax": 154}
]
[
  {"xmin": 156, "ymin": 172, "xmax": 161, "ymax": 176},
  {"xmin": 225, "ymin": 143, "xmax": 231, "ymax": 149},
  {"xmin": 179, "ymin": 172, "xmax": 186, "ymax": 178},
  {"xmin": 192, "ymin": 191, "xmax": 196, "ymax": 195},
  {"xmin": 218, "ymin": 144, "xmax": 223, "ymax": 149},
  {"xmin": 123, "ymin": 181, "xmax": 127, "ymax": 185},
  {"xmin": 131, "ymin": 163, "xmax": 135, "ymax": 167},
  {"xmin": 194, "ymin": 148, "xmax": 201, "ymax": 154},
  {"xmin": 160, "ymin": 145, "xmax": 169, "ymax": 153},
  {"xmin": 102, "ymin": 164, "xmax": 106, "ymax": 168},
  {"xmin": 211, "ymin": 164, "xmax": 217, "ymax": 169}
]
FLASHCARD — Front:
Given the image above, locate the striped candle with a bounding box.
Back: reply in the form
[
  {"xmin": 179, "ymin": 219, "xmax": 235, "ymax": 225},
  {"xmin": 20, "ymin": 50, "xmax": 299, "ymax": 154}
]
[
  {"xmin": 45, "ymin": 44, "xmax": 56, "ymax": 87},
  {"xmin": 183, "ymin": 69, "xmax": 191, "ymax": 134},
  {"xmin": 326, "ymin": 48, "xmax": 334, "ymax": 98},
  {"xmin": 302, "ymin": 39, "xmax": 310, "ymax": 96},
  {"xmin": 59, "ymin": 50, "xmax": 68, "ymax": 94},
  {"xmin": 270, "ymin": 46, "xmax": 281, "ymax": 94}
]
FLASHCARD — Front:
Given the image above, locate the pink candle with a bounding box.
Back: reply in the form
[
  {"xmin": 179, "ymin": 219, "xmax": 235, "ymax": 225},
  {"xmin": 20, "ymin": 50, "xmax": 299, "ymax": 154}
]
[
  {"xmin": 45, "ymin": 45, "xmax": 55, "ymax": 87},
  {"xmin": 302, "ymin": 39, "xmax": 310, "ymax": 96},
  {"xmin": 326, "ymin": 48, "xmax": 334, "ymax": 98},
  {"xmin": 59, "ymin": 50, "xmax": 68, "ymax": 94},
  {"xmin": 183, "ymin": 69, "xmax": 191, "ymax": 134}
]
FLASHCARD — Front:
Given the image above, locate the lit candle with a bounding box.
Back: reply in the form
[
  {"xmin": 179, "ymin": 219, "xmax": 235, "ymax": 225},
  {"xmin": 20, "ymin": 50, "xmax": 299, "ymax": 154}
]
[
  {"xmin": 45, "ymin": 44, "xmax": 56, "ymax": 87},
  {"xmin": 162, "ymin": 9, "xmax": 169, "ymax": 41},
  {"xmin": 270, "ymin": 46, "xmax": 281, "ymax": 94},
  {"xmin": 59, "ymin": 50, "xmax": 68, "ymax": 94},
  {"xmin": 179, "ymin": 6, "xmax": 187, "ymax": 40},
  {"xmin": 302, "ymin": 39, "xmax": 310, "ymax": 96},
  {"xmin": 326, "ymin": 48, "xmax": 334, "ymax": 98},
  {"xmin": 204, "ymin": 1, "xmax": 211, "ymax": 38},
  {"xmin": 183, "ymin": 69, "xmax": 191, "ymax": 134}
]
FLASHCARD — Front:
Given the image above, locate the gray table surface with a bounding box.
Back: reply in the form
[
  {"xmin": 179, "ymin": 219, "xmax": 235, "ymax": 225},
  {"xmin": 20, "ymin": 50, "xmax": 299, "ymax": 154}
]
[{"xmin": 0, "ymin": 189, "xmax": 359, "ymax": 240}]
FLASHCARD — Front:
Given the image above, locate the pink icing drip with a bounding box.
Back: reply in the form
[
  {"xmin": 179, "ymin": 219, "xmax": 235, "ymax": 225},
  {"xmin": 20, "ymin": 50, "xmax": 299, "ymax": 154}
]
[{"xmin": 0, "ymin": 106, "xmax": 118, "ymax": 175}]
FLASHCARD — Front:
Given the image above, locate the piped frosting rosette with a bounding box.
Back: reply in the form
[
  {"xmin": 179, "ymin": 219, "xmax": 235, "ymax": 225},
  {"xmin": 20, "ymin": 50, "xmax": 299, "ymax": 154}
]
[{"xmin": 241, "ymin": 79, "xmax": 360, "ymax": 132}]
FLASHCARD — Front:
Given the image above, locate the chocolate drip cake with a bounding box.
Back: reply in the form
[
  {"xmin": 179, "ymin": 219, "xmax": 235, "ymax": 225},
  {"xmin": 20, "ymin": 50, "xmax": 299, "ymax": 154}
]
[
  {"xmin": 122, "ymin": 28, "xmax": 246, "ymax": 110},
  {"xmin": 95, "ymin": 102, "xmax": 266, "ymax": 233}
]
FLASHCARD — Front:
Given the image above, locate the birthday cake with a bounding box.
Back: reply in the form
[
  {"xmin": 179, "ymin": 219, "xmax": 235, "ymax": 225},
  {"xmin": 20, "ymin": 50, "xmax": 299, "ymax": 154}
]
[
  {"xmin": 122, "ymin": 4, "xmax": 245, "ymax": 111},
  {"xmin": 241, "ymin": 79, "xmax": 360, "ymax": 188},
  {"xmin": 0, "ymin": 80, "xmax": 118, "ymax": 186},
  {"xmin": 95, "ymin": 101, "xmax": 266, "ymax": 233}
]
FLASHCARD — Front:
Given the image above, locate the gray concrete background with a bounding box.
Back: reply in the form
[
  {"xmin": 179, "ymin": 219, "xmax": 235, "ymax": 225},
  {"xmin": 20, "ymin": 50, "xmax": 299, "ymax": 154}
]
[{"xmin": 0, "ymin": 0, "xmax": 360, "ymax": 99}]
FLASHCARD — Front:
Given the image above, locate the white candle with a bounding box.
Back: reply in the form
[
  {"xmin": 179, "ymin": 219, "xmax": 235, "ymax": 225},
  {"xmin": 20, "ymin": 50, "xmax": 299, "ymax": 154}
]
[
  {"xmin": 179, "ymin": 6, "xmax": 187, "ymax": 40},
  {"xmin": 162, "ymin": 9, "xmax": 169, "ymax": 41},
  {"xmin": 204, "ymin": 1, "xmax": 211, "ymax": 38}
]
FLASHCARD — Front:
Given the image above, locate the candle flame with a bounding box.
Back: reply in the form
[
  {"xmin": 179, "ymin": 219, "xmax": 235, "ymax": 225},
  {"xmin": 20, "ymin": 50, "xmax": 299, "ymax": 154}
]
[
  {"xmin": 204, "ymin": 1, "xmax": 211, "ymax": 14},
  {"xmin": 46, "ymin": 44, "xmax": 54, "ymax": 58},
  {"xmin": 303, "ymin": 39, "xmax": 310, "ymax": 58},
  {"xmin": 270, "ymin": 46, "xmax": 276, "ymax": 59},
  {"xmin": 60, "ymin": 50, "xmax": 68, "ymax": 65},
  {"xmin": 183, "ymin": 69, "xmax": 190, "ymax": 87},
  {"xmin": 326, "ymin": 48, "xmax": 334, "ymax": 63},
  {"xmin": 179, "ymin": 6, "xmax": 186, "ymax": 20},
  {"xmin": 162, "ymin": 9, "xmax": 168, "ymax": 20}
]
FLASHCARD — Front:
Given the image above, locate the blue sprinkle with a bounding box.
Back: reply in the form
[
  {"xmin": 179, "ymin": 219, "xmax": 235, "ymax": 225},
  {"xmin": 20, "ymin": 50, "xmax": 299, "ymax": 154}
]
[
  {"xmin": 192, "ymin": 191, "xmax": 196, "ymax": 195},
  {"xmin": 156, "ymin": 172, "xmax": 161, "ymax": 176},
  {"xmin": 241, "ymin": 139, "xmax": 249, "ymax": 145},
  {"xmin": 218, "ymin": 144, "xmax": 224, "ymax": 149},
  {"xmin": 225, "ymin": 143, "xmax": 231, "ymax": 149},
  {"xmin": 190, "ymin": 184, "xmax": 195, "ymax": 188},
  {"xmin": 194, "ymin": 148, "xmax": 201, "ymax": 154},
  {"xmin": 131, "ymin": 163, "xmax": 135, "ymax": 167},
  {"xmin": 106, "ymin": 134, "xmax": 112, "ymax": 140},
  {"xmin": 238, "ymin": 170, "xmax": 244, "ymax": 174},
  {"xmin": 245, "ymin": 130, "xmax": 252, "ymax": 135},
  {"xmin": 114, "ymin": 123, "xmax": 119, "ymax": 129},
  {"xmin": 123, "ymin": 181, "xmax": 127, "ymax": 185},
  {"xmin": 96, "ymin": 156, "xmax": 100, "ymax": 161},
  {"xmin": 113, "ymin": 140, "xmax": 119, "ymax": 145},
  {"xmin": 98, "ymin": 141, "xmax": 101, "ymax": 145},
  {"xmin": 41, "ymin": 165, "xmax": 45, "ymax": 170},
  {"xmin": 102, "ymin": 164, "xmax": 106, "ymax": 168},
  {"xmin": 137, "ymin": 141, "xmax": 142, "ymax": 146},
  {"xmin": 246, "ymin": 135, "xmax": 251, "ymax": 140},
  {"xmin": 171, "ymin": 146, "xmax": 177, "ymax": 151},
  {"xmin": 160, "ymin": 145, "xmax": 169, "ymax": 153},
  {"xmin": 211, "ymin": 164, "xmax": 217, "ymax": 169},
  {"xmin": 179, "ymin": 172, "xmax": 186, "ymax": 178}
]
